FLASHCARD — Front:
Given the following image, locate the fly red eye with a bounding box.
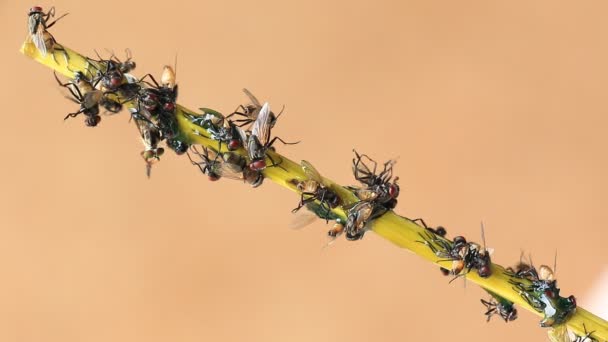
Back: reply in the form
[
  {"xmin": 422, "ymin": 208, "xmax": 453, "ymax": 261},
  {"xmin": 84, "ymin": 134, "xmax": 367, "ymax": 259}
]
[
  {"xmin": 478, "ymin": 265, "xmax": 491, "ymax": 278},
  {"xmin": 163, "ymin": 102, "xmax": 175, "ymax": 111},
  {"xmin": 388, "ymin": 184, "xmax": 399, "ymax": 198},
  {"xmin": 30, "ymin": 6, "xmax": 42, "ymax": 13},
  {"xmin": 208, "ymin": 174, "xmax": 220, "ymax": 181},
  {"xmin": 249, "ymin": 160, "xmax": 266, "ymax": 171},
  {"xmin": 439, "ymin": 267, "xmax": 450, "ymax": 276},
  {"xmin": 228, "ymin": 139, "xmax": 241, "ymax": 151},
  {"xmin": 110, "ymin": 77, "xmax": 122, "ymax": 87},
  {"xmin": 568, "ymin": 295, "xmax": 577, "ymax": 307},
  {"xmin": 545, "ymin": 290, "xmax": 556, "ymax": 299}
]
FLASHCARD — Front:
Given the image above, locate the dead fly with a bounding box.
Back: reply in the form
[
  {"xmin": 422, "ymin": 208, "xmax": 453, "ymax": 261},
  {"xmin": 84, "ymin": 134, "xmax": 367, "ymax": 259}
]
[
  {"xmin": 54, "ymin": 71, "xmax": 121, "ymax": 127},
  {"xmin": 337, "ymin": 151, "xmax": 401, "ymax": 241},
  {"xmin": 187, "ymin": 146, "xmax": 263, "ymax": 187},
  {"xmin": 410, "ymin": 218, "xmax": 451, "ymax": 276},
  {"xmin": 227, "ymin": 88, "xmax": 280, "ymax": 127},
  {"xmin": 187, "ymin": 146, "xmax": 243, "ymax": 181},
  {"xmin": 417, "ymin": 222, "xmax": 493, "ymax": 280},
  {"xmin": 244, "ymin": 102, "xmax": 298, "ymax": 171},
  {"xmin": 27, "ymin": 6, "xmax": 69, "ymax": 63},
  {"xmin": 343, "ymin": 201, "xmax": 377, "ymax": 241},
  {"xmin": 506, "ymin": 255, "xmax": 576, "ymax": 328},
  {"xmin": 290, "ymin": 160, "xmax": 341, "ymax": 219},
  {"xmin": 132, "ymin": 111, "xmax": 164, "ymax": 178},
  {"xmin": 350, "ymin": 150, "xmax": 400, "ymax": 209},
  {"xmin": 480, "ymin": 290, "xmax": 517, "ymax": 323}
]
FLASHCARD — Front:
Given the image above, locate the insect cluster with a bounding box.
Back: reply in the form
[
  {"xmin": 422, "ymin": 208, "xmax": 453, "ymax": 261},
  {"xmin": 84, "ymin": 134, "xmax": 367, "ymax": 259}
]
[
  {"xmin": 30, "ymin": 6, "xmax": 189, "ymax": 176},
  {"xmin": 415, "ymin": 220, "xmax": 586, "ymax": 339},
  {"xmin": 30, "ymin": 7, "xmax": 598, "ymax": 342}
]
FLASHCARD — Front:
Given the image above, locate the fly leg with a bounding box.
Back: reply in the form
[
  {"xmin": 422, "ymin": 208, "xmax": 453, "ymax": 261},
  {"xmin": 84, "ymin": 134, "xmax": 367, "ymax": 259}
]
[{"xmin": 291, "ymin": 192, "xmax": 317, "ymax": 213}]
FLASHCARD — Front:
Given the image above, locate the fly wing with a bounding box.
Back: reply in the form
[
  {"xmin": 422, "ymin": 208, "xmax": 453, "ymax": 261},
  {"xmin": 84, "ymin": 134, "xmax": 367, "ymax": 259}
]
[
  {"xmin": 355, "ymin": 188, "xmax": 378, "ymax": 201},
  {"xmin": 301, "ymin": 160, "xmax": 323, "ymax": 183},
  {"xmin": 358, "ymin": 202, "xmax": 374, "ymax": 222},
  {"xmin": 246, "ymin": 133, "xmax": 259, "ymax": 161},
  {"xmin": 243, "ymin": 88, "xmax": 262, "ymax": 107},
  {"xmin": 32, "ymin": 22, "xmax": 47, "ymax": 56},
  {"xmin": 216, "ymin": 162, "xmax": 245, "ymax": 181},
  {"xmin": 289, "ymin": 208, "xmax": 319, "ymax": 230},
  {"xmin": 547, "ymin": 325, "xmax": 569, "ymax": 342},
  {"xmin": 251, "ymin": 102, "xmax": 272, "ymax": 145},
  {"xmin": 28, "ymin": 14, "xmax": 38, "ymax": 35}
]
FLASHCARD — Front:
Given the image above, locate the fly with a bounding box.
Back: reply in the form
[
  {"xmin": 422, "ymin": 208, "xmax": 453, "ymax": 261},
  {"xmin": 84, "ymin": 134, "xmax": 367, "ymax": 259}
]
[
  {"xmin": 244, "ymin": 102, "xmax": 298, "ymax": 171},
  {"xmin": 290, "ymin": 160, "xmax": 341, "ymax": 220},
  {"xmin": 27, "ymin": 6, "xmax": 69, "ymax": 64},
  {"xmin": 227, "ymin": 88, "xmax": 280, "ymax": 127},
  {"xmin": 506, "ymin": 253, "xmax": 577, "ymax": 327}
]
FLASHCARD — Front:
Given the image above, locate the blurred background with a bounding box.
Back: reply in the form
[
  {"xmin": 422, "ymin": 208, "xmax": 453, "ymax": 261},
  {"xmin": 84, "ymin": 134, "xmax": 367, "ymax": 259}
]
[{"xmin": 1, "ymin": 0, "xmax": 607, "ymax": 341}]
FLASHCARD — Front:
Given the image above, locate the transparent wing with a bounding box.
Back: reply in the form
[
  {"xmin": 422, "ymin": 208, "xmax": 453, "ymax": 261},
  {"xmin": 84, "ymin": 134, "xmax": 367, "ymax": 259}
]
[
  {"xmin": 217, "ymin": 163, "xmax": 245, "ymax": 181},
  {"xmin": 251, "ymin": 102, "xmax": 272, "ymax": 145},
  {"xmin": 243, "ymin": 88, "xmax": 262, "ymax": 107},
  {"xmin": 33, "ymin": 24, "xmax": 47, "ymax": 56},
  {"xmin": 28, "ymin": 14, "xmax": 38, "ymax": 35},
  {"xmin": 290, "ymin": 208, "xmax": 318, "ymax": 230},
  {"xmin": 358, "ymin": 202, "xmax": 374, "ymax": 221},
  {"xmin": 355, "ymin": 189, "xmax": 378, "ymax": 201},
  {"xmin": 301, "ymin": 160, "xmax": 323, "ymax": 184},
  {"xmin": 235, "ymin": 125, "xmax": 248, "ymax": 146}
]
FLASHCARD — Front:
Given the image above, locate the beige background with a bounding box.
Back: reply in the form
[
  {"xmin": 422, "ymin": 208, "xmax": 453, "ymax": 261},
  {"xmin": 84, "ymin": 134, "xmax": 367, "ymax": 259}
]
[{"xmin": 1, "ymin": 0, "xmax": 607, "ymax": 341}]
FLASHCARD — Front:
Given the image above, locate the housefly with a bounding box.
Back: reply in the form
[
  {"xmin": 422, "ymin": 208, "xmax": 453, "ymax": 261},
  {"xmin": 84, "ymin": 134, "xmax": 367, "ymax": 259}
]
[
  {"xmin": 506, "ymin": 257, "xmax": 577, "ymax": 328},
  {"xmin": 132, "ymin": 110, "xmax": 164, "ymax": 177},
  {"xmin": 227, "ymin": 88, "xmax": 279, "ymax": 127},
  {"xmin": 54, "ymin": 71, "xmax": 121, "ymax": 126},
  {"xmin": 290, "ymin": 160, "xmax": 341, "ymax": 220},
  {"xmin": 341, "ymin": 151, "xmax": 401, "ymax": 241},
  {"xmin": 409, "ymin": 219, "xmax": 451, "ymax": 276},
  {"xmin": 187, "ymin": 146, "xmax": 245, "ymax": 182},
  {"xmin": 351, "ymin": 150, "xmax": 400, "ymax": 208},
  {"xmin": 244, "ymin": 102, "xmax": 298, "ymax": 171},
  {"xmin": 480, "ymin": 290, "xmax": 518, "ymax": 323},
  {"xmin": 417, "ymin": 222, "xmax": 493, "ymax": 280},
  {"xmin": 27, "ymin": 6, "xmax": 69, "ymax": 63}
]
